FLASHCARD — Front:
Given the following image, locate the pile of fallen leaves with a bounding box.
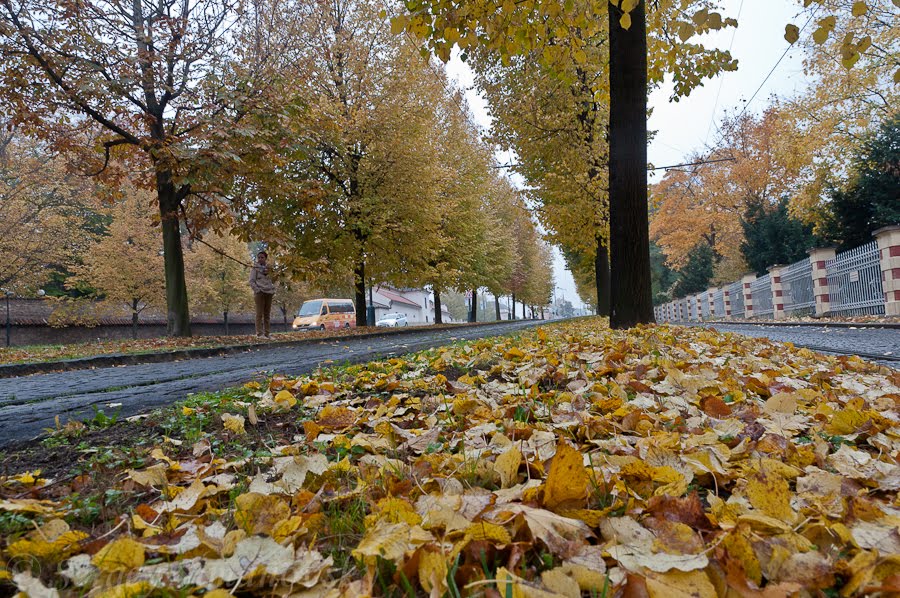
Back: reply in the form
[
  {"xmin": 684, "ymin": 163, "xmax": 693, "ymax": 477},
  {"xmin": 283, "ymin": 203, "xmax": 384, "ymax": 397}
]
[{"xmin": 1, "ymin": 319, "xmax": 899, "ymax": 597}]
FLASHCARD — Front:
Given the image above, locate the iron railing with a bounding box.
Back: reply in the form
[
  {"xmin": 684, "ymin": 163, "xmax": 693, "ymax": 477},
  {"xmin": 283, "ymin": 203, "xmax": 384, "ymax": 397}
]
[
  {"xmin": 826, "ymin": 241, "xmax": 885, "ymax": 315},
  {"xmin": 714, "ymin": 289, "xmax": 725, "ymax": 317},
  {"xmin": 781, "ymin": 259, "xmax": 815, "ymax": 316},
  {"xmin": 751, "ymin": 274, "xmax": 774, "ymax": 318},
  {"xmin": 728, "ymin": 281, "xmax": 745, "ymax": 318},
  {"xmin": 700, "ymin": 294, "xmax": 710, "ymax": 319}
]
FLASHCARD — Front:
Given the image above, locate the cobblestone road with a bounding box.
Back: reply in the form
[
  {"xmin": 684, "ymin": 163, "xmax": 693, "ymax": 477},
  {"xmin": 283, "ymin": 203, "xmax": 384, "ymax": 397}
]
[
  {"xmin": 683, "ymin": 322, "xmax": 899, "ymax": 367},
  {"xmin": 0, "ymin": 320, "xmax": 541, "ymax": 446}
]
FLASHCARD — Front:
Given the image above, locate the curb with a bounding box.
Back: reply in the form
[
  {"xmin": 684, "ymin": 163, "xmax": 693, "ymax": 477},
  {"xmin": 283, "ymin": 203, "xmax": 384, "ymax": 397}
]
[
  {"xmin": 0, "ymin": 320, "xmax": 538, "ymax": 379},
  {"xmin": 669, "ymin": 320, "xmax": 900, "ymax": 330}
]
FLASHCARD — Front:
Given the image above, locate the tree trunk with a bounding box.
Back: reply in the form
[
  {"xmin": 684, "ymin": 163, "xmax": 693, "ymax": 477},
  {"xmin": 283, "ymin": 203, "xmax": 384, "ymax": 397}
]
[
  {"xmin": 281, "ymin": 306, "xmax": 288, "ymax": 330},
  {"xmin": 224, "ymin": 310, "xmax": 229, "ymax": 336},
  {"xmin": 131, "ymin": 298, "xmax": 139, "ymax": 340},
  {"xmin": 522, "ymin": 302, "xmax": 526, "ymax": 320},
  {"xmin": 495, "ymin": 296, "xmax": 501, "ymax": 321},
  {"xmin": 433, "ymin": 289, "xmax": 443, "ymax": 325},
  {"xmin": 541, "ymin": 306, "xmax": 545, "ymax": 320},
  {"xmin": 354, "ymin": 260, "xmax": 367, "ymax": 327},
  {"xmin": 595, "ymin": 239, "xmax": 611, "ymax": 317},
  {"xmin": 468, "ymin": 289, "xmax": 477, "ymax": 323},
  {"xmin": 156, "ymin": 170, "xmax": 191, "ymax": 336},
  {"xmin": 608, "ymin": 0, "xmax": 654, "ymax": 328}
]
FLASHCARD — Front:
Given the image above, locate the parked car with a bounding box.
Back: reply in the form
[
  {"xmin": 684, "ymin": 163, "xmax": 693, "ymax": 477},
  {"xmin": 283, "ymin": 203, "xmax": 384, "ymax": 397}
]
[
  {"xmin": 292, "ymin": 299, "xmax": 356, "ymax": 331},
  {"xmin": 376, "ymin": 313, "xmax": 408, "ymax": 327}
]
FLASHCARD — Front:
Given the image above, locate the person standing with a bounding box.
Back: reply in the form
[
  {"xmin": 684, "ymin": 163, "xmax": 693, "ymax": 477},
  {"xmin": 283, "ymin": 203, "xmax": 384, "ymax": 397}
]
[{"xmin": 249, "ymin": 250, "xmax": 275, "ymax": 337}]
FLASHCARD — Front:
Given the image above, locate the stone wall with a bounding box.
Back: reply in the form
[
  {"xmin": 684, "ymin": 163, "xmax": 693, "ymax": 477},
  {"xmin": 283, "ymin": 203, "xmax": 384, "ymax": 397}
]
[{"xmin": 2, "ymin": 298, "xmax": 295, "ymax": 347}]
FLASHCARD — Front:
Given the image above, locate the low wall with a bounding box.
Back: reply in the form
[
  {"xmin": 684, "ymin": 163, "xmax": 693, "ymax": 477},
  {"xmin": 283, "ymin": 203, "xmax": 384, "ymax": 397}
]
[{"xmin": 5, "ymin": 320, "xmax": 297, "ymax": 347}]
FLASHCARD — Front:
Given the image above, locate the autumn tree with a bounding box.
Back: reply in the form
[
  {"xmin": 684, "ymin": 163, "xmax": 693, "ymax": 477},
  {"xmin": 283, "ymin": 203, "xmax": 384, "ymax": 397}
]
[
  {"xmin": 236, "ymin": 0, "xmax": 453, "ymax": 326},
  {"xmin": 0, "ymin": 128, "xmax": 100, "ymax": 294},
  {"xmin": 397, "ymin": 0, "xmax": 742, "ymax": 327},
  {"xmin": 783, "ymin": 0, "xmax": 898, "ymax": 228},
  {"xmin": 185, "ymin": 234, "xmax": 253, "ymax": 334},
  {"xmin": 0, "ymin": 0, "xmax": 295, "ymax": 336},
  {"xmin": 468, "ymin": 33, "xmax": 611, "ymax": 316},
  {"xmin": 651, "ymin": 107, "xmax": 809, "ymax": 281},
  {"xmin": 69, "ymin": 192, "xmax": 165, "ymax": 339}
]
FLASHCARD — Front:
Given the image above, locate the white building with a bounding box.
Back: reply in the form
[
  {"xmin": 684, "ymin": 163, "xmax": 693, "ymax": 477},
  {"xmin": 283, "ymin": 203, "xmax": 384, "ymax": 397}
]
[{"xmin": 371, "ymin": 286, "xmax": 452, "ymax": 324}]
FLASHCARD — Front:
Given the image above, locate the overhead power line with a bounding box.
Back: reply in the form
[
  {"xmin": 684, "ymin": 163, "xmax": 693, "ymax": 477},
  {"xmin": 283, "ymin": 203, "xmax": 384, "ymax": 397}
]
[{"xmin": 493, "ymin": 156, "xmax": 736, "ymax": 171}]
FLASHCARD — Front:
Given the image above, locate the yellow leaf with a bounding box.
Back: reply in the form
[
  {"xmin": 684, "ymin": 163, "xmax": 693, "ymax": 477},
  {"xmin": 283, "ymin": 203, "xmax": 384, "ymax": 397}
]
[
  {"xmin": 418, "ymin": 548, "xmax": 449, "ymax": 596},
  {"xmin": 645, "ymin": 570, "xmax": 717, "ymax": 598},
  {"xmin": 222, "ymin": 413, "xmax": 246, "ymax": 435},
  {"xmin": 182, "ymin": 406, "xmax": 195, "ymax": 416},
  {"xmin": 390, "ymin": 15, "xmax": 407, "ymax": 35},
  {"xmin": 6, "ymin": 530, "xmax": 87, "ymax": 563},
  {"xmin": 744, "ymin": 471, "xmax": 795, "ymax": 523},
  {"xmin": 352, "ymin": 521, "xmax": 432, "ymax": 566},
  {"xmin": 504, "ymin": 346, "xmax": 526, "ymax": 360},
  {"xmin": 826, "ymin": 409, "xmax": 870, "ymax": 435},
  {"xmin": 812, "ymin": 27, "xmax": 830, "ymax": 44},
  {"xmin": 619, "ymin": 11, "xmax": 631, "ymax": 30},
  {"xmin": 543, "ymin": 441, "xmax": 588, "ymax": 511},
  {"xmin": 274, "ymin": 389, "xmax": 297, "ymax": 410},
  {"xmin": 92, "ymin": 538, "xmax": 146, "ymax": 573},
  {"xmin": 234, "ymin": 493, "xmax": 291, "ymax": 535},
  {"xmin": 95, "ymin": 581, "xmax": 154, "ymax": 598},
  {"xmin": 784, "ymin": 23, "xmax": 800, "ymax": 43},
  {"xmin": 464, "ymin": 521, "xmax": 512, "ymax": 544},
  {"xmin": 851, "ymin": 1, "xmax": 867, "ymax": 16},
  {"xmin": 494, "ymin": 446, "xmax": 522, "ymax": 488},
  {"xmin": 677, "ymin": 22, "xmax": 695, "ymax": 42}
]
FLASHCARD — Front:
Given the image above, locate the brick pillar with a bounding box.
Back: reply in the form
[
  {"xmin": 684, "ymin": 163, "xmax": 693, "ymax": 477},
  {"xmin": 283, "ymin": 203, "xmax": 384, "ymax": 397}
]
[
  {"xmin": 707, "ymin": 288, "xmax": 716, "ymax": 319},
  {"xmin": 809, "ymin": 247, "xmax": 837, "ymax": 317},
  {"xmin": 874, "ymin": 225, "xmax": 900, "ymax": 317},
  {"xmin": 723, "ymin": 286, "xmax": 732, "ymax": 318},
  {"xmin": 741, "ymin": 274, "xmax": 756, "ymax": 319},
  {"xmin": 694, "ymin": 293, "xmax": 703, "ymax": 320},
  {"xmin": 769, "ymin": 265, "xmax": 786, "ymax": 320}
]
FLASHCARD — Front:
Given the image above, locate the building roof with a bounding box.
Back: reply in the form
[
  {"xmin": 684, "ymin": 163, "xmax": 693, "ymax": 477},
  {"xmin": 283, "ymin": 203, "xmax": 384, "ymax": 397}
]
[{"xmin": 375, "ymin": 287, "xmax": 421, "ymax": 308}]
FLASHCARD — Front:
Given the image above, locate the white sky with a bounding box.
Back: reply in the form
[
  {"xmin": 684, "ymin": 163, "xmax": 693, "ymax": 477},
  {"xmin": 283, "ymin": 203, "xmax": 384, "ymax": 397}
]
[{"xmin": 444, "ymin": 0, "xmax": 811, "ymax": 307}]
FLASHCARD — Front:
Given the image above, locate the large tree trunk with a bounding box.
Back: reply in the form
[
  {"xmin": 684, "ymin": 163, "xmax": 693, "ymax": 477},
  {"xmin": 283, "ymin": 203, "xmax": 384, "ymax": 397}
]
[
  {"xmin": 468, "ymin": 289, "xmax": 477, "ymax": 323},
  {"xmin": 131, "ymin": 298, "xmax": 139, "ymax": 340},
  {"xmin": 511, "ymin": 294, "xmax": 516, "ymax": 320},
  {"xmin": 354, "ymin": 260, "xmax": 367, "ymax": 327},
  {"xmin": 608, "ymin": 1, "xmax": 654, "ymax": 329},
  {"xmin": 224, "ymin": 310, "xmax": 229, "ymax": 336},
  {"xmin": 495, "ymin": 296, "xmax": 501, "ymax": 321},
  {"xmin": 522, "ymin": 301, "xmax": 526, "ymax": 319},
  {"xmin": 433, "ymin": 289, "xmax": 443, "ymax": 325},
  {"xmin": 156, "ymin": 170, "xmax": 191, "ymax": 336},
  {"xmin": 595, "ymin": 239, "xmax": 611, "ymax": 317}
]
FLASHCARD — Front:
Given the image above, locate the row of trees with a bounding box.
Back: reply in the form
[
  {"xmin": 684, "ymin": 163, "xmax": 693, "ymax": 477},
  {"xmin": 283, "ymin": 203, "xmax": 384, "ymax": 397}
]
[
  {"xmin": 0, "ymin": 0, "xmax": 556, "ymax": 331},
  {"xmin": 649, "ymin": 0, "xmax": 898, "ymax": 303},
  {"xmin": 2, "ymin": 0, "xmax": 886, "ymax": 329}
]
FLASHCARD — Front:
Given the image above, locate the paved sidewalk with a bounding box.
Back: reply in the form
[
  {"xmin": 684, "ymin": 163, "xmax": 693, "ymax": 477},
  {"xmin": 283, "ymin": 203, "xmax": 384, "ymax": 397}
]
[
  {"xmin": 681, "ymin": 322, "xmax": 899, "ymax": 367},
  {"xmin": 0, "ymin": 320, "xmax": 541, "ymax": 447}
]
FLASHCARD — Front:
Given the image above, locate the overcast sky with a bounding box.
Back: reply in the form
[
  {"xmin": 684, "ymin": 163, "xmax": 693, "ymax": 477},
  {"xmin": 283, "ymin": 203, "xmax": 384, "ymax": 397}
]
[{"xmin": 444, "ymin": 0, "xmax": 812, "ymax": 307}]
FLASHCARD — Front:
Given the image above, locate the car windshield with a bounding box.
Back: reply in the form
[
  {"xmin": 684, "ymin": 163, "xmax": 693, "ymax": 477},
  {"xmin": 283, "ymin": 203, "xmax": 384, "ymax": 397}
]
[
  {"xmin": 298, "ymin": 300, "xmax": 323, "ymax": 317},
  {"xmin": 382, "ymin": 314, "xmax": 401, "ymax": 319}
]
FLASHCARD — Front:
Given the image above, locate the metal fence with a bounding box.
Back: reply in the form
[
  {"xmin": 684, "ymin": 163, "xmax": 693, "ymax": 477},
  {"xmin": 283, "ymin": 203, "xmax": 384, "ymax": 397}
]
[
  {"xmin": 728, "ymin": 281, "xmax": 745, "ymax": 318},
  {"xmin": 781, "ymin": 259, "xmax": 815, "ymax": 316},
  {"xmin": 701, "ymin": 294, "xmax": 710, "ymax": 319},
  {"xmin": 826, "ymin": 241, "xmax": 885, "ymax": 316},
  {"xmin": 751, "ymin": 274, "xmax": 774, "ymax": 318},
  {"xmin": 714, "ymin": 289, "xmax": 725, "ymax": 317}
]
